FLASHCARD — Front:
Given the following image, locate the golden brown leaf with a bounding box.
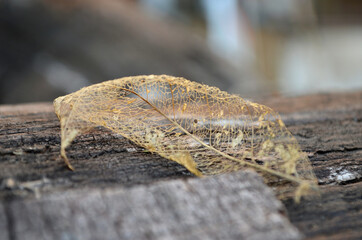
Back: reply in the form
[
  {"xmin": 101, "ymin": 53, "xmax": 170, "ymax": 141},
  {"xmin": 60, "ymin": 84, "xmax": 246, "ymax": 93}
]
[{"xmin": 54, "ymin": 75, "xmax": 318, "ymax": 198}]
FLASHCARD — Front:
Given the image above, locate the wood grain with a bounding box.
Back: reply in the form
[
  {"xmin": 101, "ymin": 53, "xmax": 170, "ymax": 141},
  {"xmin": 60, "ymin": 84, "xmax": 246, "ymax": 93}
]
[
  {"xmin": 0, "ymin": 91, "xmax": 361, "ymax": 240},
  {"xmin": 4, "ymin": 172, "xmax": 301, "ymax": 240}
]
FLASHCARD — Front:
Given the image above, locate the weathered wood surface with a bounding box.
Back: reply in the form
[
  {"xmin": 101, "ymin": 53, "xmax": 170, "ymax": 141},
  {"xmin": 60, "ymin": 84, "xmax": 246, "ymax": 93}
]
[
  {"xmin": 0, "ymin": 172, "xmax": 301, "ymax": 240},
  {"xmin": 0, "ymin": 91, "xmax": 361, "ymax": 239},
  {"xmin": 0, "ymin": 105, "xmax": 302, "ymax": 240},
  {"xmin": 262, "ymin": 92, "xmax": 362, "ymax": 240}
]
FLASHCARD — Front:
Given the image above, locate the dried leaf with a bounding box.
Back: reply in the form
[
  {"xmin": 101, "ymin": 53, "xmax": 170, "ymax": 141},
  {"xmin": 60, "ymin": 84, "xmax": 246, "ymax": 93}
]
[{"xmin": 54, "ymin": 75, "xmax": 318, "ymax": 198}]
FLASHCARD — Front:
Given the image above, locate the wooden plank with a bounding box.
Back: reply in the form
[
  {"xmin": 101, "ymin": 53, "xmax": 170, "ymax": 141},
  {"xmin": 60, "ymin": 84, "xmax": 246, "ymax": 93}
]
[
  {"xmin": 0, "ymin": 103, "xmax": 194, "ymax": 199},
  {"xmin": 0, "ymin": 91, "xmax": 361, "ymax": 239},
  {"xmin": 283, "ymin": 182, "xmax": 362, "ymax": 240},
  {"xmin": 259, "ymin": 92, "xmax": 362, "ymax": 240},
  {"xmin": 5, "ymin": 171, "xmax": 301, "ymax": 240},
  {"xmin": 0, "ymin": 203, "xmax": 9, "ymax": 240}
]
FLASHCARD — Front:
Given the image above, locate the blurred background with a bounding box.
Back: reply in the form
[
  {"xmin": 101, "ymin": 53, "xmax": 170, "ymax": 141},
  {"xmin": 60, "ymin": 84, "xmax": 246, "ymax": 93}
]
[{"xmin": 1, "ymin": 0, "xmax": 362, "ymax": 104}]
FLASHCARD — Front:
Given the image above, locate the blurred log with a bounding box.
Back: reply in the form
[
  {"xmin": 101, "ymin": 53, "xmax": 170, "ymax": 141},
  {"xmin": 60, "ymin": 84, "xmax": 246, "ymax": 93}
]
[{"xmin": 0, "ymin": 0, "xmax": 237, "ymax": 104}]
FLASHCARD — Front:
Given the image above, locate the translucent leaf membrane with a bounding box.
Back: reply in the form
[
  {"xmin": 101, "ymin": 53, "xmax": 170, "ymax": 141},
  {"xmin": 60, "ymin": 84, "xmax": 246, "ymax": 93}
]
[{"xmin": 54, "ymin": 75, "xmax": 318, "ymax": 199}]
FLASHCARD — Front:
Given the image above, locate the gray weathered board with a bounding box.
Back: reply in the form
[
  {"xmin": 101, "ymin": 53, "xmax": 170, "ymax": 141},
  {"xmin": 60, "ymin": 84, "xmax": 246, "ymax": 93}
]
[
  {"xmin": 0, "ymin": 91, "xmax": 361, "ymax": 240},
  {"xmin": 0, "ymin": 172, "xmax": 301, "ymax": 240}
]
